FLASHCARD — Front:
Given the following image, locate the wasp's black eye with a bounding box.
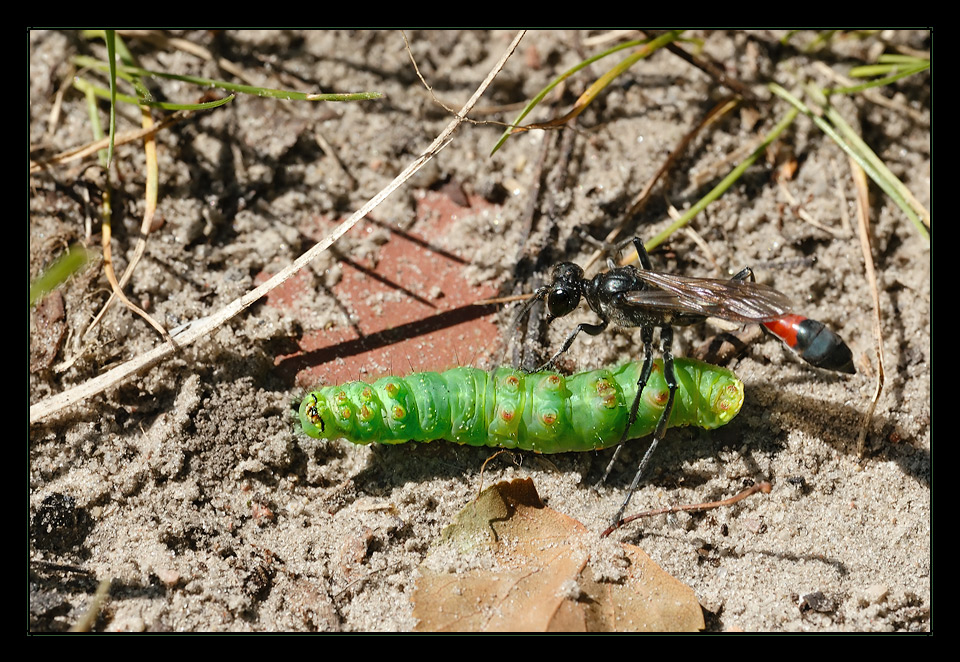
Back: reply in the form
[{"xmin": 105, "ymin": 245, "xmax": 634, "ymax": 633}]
[{"xmin": 547, "ymin": 286, "xmax": 578, "ymax": 318}]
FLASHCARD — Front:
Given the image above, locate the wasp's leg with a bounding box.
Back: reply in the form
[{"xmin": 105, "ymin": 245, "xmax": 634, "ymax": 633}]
[
  {"xmin": 612, "ymin": 326, "xmax": 678, "ymax": 526},
  {"xmin": 597, "ymin": 325, "xmax": 655, "ymax": 487},
  {"xmin": 632, "ymin": 237, "xmax": 654, "ymax": 271},
  {"xmin": 529, "ymin": 321, "xmax": 608, "ymax": 374}
]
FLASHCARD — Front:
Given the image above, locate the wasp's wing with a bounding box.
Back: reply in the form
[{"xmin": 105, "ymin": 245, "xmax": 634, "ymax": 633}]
[{"xmin": 624, "ymin": 271, "xmax": 794, "ymax": 322}]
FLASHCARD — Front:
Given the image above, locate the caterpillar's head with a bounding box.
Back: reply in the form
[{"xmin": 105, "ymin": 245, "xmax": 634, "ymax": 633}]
[
  {"xmin": 299, "ymin": 392, "xmax": 328, "ymax": 439},
  {"xmin": 701, "ymin": 369, "xmax": 745, "ymax": 429}
]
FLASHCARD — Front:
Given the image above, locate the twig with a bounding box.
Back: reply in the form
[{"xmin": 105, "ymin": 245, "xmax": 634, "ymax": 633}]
[
  {"xmin": 29, "ymin": 111, "xmax": 195, "ymax": 174},
  {"xmin": 402, "ymin": 30, "xmax": 512, "ymax": 131},
  {"xmin": 29, "ymin": 31, "xmax": 526, "ymax": 425},
  {"xmin": 657, "ymin": 34, "xmax": 760, "ymax": 103},
  {"xmin": 69, "ymin": 577, "xmax": 112, "ymax": 632},
  {"xmin": 601, "ymin": 481, "xmax": 772, "ymax": 538},
  {"xmin": 777, "ymin": 179, "xmax": 850, "ymax": 239},
  {"xmin": 87, "ymin": 105, "xmax": 170, "ymax": 341},
  {"xmin": 851, "ymin": 157, "xmax": 884, "ymax": 458},
  {"xmin": 476, "ymin": 449, "xmax": 516, "ymax": 501}
]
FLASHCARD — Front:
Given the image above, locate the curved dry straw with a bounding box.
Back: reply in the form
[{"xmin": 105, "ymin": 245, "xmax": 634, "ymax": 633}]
[{"xmin": 30, "ymin": 31, "xmax": 527, "ymax": 425}]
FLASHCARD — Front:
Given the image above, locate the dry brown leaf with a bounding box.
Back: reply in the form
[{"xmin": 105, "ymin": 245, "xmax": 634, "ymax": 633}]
[{"xmin": 413, "ymin": 478, "xmax": 704, "ymax": 632}]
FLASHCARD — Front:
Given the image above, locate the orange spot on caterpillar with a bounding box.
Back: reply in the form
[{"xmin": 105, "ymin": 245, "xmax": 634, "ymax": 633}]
[
  {"xmin": 595, "ymin": 378, "xmax": 613, "ymax": 394},
  {"xmin": 537, "ymin": 374, "xmax": 563, "ymax": 392},
  {"xmin": 649, "ymin": 389, "xmax": 669, "ymax": 406},
  {"xmin": 391, "ymin": 405, "xmax": 406, "ymax": 420}
]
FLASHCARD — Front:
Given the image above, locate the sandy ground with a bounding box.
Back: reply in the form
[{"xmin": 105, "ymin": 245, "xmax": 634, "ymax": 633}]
[{"xmin": 30, "ymin": 30, "xmax": 930, "ymax": 632}]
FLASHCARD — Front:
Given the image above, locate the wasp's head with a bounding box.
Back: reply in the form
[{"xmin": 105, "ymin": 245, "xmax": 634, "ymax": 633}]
[{"xmin": 546, "ymin": 262, "xmax": 584, "ymax": 320}]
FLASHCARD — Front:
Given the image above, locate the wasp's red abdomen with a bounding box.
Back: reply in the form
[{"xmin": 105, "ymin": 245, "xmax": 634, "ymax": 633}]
[{"xmin": 764, "ymin": 315, "xmax": 855, "ymax": 374}]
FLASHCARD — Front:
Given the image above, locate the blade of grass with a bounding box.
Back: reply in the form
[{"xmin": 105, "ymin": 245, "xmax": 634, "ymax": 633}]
[
  {"xmin": 527, "ymin": 31, "xmax": 685, "ymax": 132},
  {"xmin": 877, "ymin": 53, "xmax": 928, "ymax": 64},
  {"xmin": 85, "ymin": 29, "xmax": 153, "ymax": 101},
  {"xmin": 80, "ymin": 31, "xmax": 171, "ymax": 341},
  {"xmin": 811, "ymin": 61, "xmax": 927, "ymax": 124},
  {"xmin": 30, "ymin": 244, "xmax": 92, "ymax": 306},
  {"xmin": 81, "ymin": 82, "xmax": 108, "ymax": 166},
  {"xmin": 491, "ymin": 31, "xmax": 683, "ymax": 155},
  {"xmin": 848, "ymin": 53, "xmax": 929, "ymax": 76},
  {"xmin": 105, "ymin": 30, "xmax": 117, "ymax": 168},
  {"xmin": 490, "ymin": 36, "xmax": 657, "ymax": 155},
  {"xmin": 769, "ymin": 83, "xmax": 929, "ymax": 239},
  {"xmin": 812, "ymin": 86, "xmax": 930, "ymax": 229},
  {"xmin": 828, "ymin": 60, "xmax": 928, "ymax": 95},
  {"xmin": 73, "ymin": 77, "xmax": 235, "ymax": 111},
  {"xmin": 85, "ymin": 93, "xmax": 166, "ymax": 341},
  {"xmin": 72, "ymin": 56, "xmax": 383, "ymax": 102}
]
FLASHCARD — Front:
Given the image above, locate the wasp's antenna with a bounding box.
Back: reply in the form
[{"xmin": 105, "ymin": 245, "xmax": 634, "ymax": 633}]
[
  {"xmin": 510, "ymin": 286, "xmax": 549, "ymax": 330},
  {"xmin": 507, "ymin": 285, "xmax": 551, "ymax": 373}
]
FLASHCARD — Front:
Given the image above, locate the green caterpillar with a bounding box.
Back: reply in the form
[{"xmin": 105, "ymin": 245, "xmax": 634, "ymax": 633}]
[{"xmin": 299, "ymin": 357, "xmax": 743, "ymax": 453}]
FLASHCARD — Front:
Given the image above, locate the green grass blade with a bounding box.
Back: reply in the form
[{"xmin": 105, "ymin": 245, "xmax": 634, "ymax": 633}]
[
  {"xmin": 105, "ymin": 30, "xmax": 117, "ymax": 168},
  {"xmin": 490, "ymin": 37, "xmax": 654, "ymax": 155},
  {"xmin": 72, "ymin": 56, "xmax": 383, "ymax": 102},
  {"xmin": 82, "ymin": 80, "xmax": 108, "ymax": 167},
  {"xmin": 829, "ymin": 61, "xmax": 928, "ymax": 95},
  {"xmin": 73, "ymin": 77, "xmax": 235, "ymax": 111},
  {"xmin": 877, "ymin": 53, "xmax": 928, "ymax": 64},
  {"xmin": 811, "ymin": 85, "xmax": 929, "ymax": 230},
  {"xmin": 30, "ymin": 244, "xmax": 92, "ymax": 307},
  {"xmin": 84, "ymin": 30, "xmax": 154, "ymax": 102},
  {"xmin": 769, "ymin": 83, "xmax": 928, "ymax": 240},
  {"xmin": 490, "ymin": 31, "xmax": 684, "ymax": 155}
]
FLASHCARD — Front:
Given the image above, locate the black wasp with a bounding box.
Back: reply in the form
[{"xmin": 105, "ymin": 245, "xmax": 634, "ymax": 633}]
[{"xmin": 515, "ymin": 237, "xmax": 855, "ymax": 526}]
